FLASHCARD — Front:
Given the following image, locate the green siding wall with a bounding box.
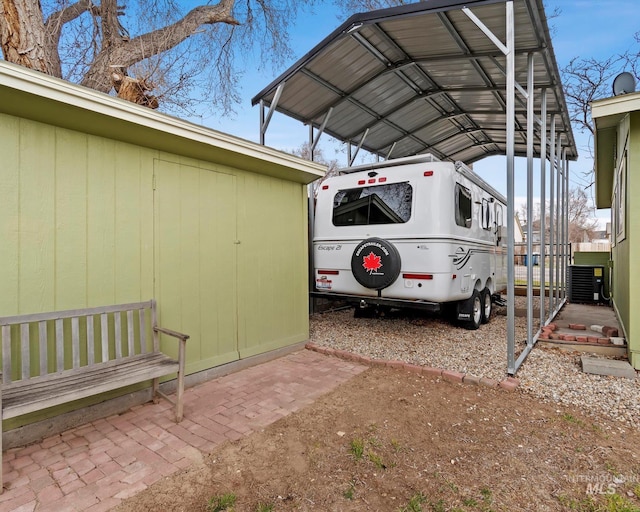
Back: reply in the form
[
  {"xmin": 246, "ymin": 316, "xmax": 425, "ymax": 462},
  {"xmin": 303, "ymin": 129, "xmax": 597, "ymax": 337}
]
[
  {"xmin": 0, "ymin": 113, "xmax": 310, "ymax": 425},
  {"xmin": 0, "ymin": 115, "xmax": 154, "ymax": 315},
  {"xmin": 152, "ymin": 158, "xmax": 310, "ymax": 371},
  {"xmin": 154, "ymin": 159, "xmax": 241, "ymax": 372},
  {"xmin": 236, "ymin": 172, "xmax": 309, "ymax": 358},
  {"xmin": 612, "ymin": 240, "xmax": 630, "ymax": 338},
  {"xmin": 610, "ymin": 112, "xmax": 640, "ymax": 368},
  {"xmin": 626, "ymin": 113, "xmax": 640, "ymax": 366}
]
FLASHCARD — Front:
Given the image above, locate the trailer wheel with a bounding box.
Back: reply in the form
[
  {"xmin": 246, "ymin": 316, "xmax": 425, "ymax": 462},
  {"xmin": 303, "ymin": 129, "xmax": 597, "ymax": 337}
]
[
  {"xmin": 481, "ymin": 288, "xmax": 492, "ymax": 324},
  {"xmin": 351, "ymin": 238, "xmax": 401, "ymax": 290},
  {"xmin": 458, "ymin": 290, "xmax": 482, "ymax": 330}
]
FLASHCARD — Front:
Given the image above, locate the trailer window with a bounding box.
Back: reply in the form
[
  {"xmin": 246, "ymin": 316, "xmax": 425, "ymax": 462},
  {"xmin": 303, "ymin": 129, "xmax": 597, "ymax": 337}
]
[
  {"xmin": 495, "ymin": 203, "xmax": 504, "ymax": 243},
  {"xmin": 455, "ymin": 184, "xmax": 472, "ymax": 228},
  {"xmin": 333, "ymin": 182, "xmax": 412, "ymax": 226},
  {"xmin": 482, "ymin": 198, "xmax": 492, "ymax": 230}
]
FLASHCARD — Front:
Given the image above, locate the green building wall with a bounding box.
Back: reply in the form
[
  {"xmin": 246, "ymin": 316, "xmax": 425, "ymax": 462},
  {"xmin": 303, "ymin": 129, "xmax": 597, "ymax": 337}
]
[
  {"xmin": 623, "ymin": 112, "xmax": 640, "ymax": 367},
  {"xmin": 607, "ymin": 111, "xmax": 640, "ymax": 368},
  {"xmin": 0, "ymin": 113, "xmax": 311, "ymax": 424}
]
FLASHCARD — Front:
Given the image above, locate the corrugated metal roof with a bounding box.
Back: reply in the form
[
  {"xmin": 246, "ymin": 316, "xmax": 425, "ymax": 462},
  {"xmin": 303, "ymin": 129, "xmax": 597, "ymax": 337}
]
[{"xmin": 252, "ymin": 0, "xmax": 577, "ymax": 164}]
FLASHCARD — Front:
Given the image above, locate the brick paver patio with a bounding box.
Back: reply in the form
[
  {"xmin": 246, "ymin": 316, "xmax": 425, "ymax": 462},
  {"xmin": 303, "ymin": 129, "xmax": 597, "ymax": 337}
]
[{"xmin": 0, "ymin": 349, "xmax": 366, "ymax": 512}]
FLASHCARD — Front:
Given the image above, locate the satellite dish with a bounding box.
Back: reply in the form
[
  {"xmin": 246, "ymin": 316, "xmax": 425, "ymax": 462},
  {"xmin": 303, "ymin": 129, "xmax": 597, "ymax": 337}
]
[{"xmin": 613, "ymin": 72, "xmax": 636, "ymax": 96}]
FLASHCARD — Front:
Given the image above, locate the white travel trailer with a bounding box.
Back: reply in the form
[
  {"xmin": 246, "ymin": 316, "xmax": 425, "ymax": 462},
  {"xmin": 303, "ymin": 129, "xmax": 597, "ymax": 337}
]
[{"xmin": 312, "ymin": 154, "xmax": 507, "ymax": 329}]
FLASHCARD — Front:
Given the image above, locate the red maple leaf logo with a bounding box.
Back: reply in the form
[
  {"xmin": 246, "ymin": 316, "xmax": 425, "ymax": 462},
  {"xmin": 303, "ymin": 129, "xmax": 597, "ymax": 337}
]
[{"xmin": 362, "ymin": 252, "xmax": 383, "ymax": 273}]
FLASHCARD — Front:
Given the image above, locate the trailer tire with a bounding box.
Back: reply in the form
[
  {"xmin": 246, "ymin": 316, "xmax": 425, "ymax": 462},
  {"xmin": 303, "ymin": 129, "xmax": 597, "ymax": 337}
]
[
  {"xmin": 458, "ymin": 290, "xmax": 482, "ymax": 330},
  {"xmin": 481, "ymin": 288, "xmax": 492, "ymax": 324},
  {"xmin": 351, "ymin": 238, "xmax": 402, "ymax": 290}
]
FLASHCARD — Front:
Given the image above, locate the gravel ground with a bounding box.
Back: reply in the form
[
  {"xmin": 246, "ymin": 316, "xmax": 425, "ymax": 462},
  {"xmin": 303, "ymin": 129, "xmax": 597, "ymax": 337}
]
[{"xmin": 309, "ymin": 298, "xmax": 640, "ymax": 430}]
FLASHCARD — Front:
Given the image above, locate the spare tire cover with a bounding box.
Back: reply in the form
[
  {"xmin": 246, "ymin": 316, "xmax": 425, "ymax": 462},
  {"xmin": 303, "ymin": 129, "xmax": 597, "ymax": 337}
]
[{"xmin": 351, "ymin": 238, "xmax": 402, "ymax": 290}]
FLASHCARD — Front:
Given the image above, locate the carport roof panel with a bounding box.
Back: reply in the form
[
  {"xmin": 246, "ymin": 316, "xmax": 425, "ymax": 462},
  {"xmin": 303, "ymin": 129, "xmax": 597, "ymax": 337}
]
[{"xmin": 252, "ymin": 0, "xmax": 577, "ymax": 164}]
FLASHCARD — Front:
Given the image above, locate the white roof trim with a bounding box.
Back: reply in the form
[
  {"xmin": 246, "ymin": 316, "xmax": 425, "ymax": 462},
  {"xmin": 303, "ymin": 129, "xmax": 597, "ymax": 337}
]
[
  {"xmin": 0, "ymin": 60, "xmax": 325, "ymax": 183},
  {"xmin": 592, "ymin": 91, "xmax": 640, "ymax": 123}
]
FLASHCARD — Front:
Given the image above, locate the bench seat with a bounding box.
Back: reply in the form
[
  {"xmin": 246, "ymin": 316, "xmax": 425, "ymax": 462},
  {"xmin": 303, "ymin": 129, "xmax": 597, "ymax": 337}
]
[
  {"xmin": 0, "ymin": 300, "xmax": 188, "ymax": 492},
  {"xmin": 2, "ymin": 352, "xmax": 179, "ymax": 420}
]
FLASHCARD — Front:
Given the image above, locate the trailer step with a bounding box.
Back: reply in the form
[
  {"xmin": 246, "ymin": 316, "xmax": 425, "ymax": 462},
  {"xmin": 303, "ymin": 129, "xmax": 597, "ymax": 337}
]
[{"xmin": 492, "ymin": 296, "xmax": 507, "ymax": 307}]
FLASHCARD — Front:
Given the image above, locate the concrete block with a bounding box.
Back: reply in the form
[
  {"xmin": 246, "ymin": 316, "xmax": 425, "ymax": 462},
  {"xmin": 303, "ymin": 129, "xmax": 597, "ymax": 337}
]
[
  {"xmin": 581, "ymin": 356, "xmax": 636, "ymax": 379},
  {"xmin": 610, "ymin": 337, "xmax": 625, "ymax": 346}
]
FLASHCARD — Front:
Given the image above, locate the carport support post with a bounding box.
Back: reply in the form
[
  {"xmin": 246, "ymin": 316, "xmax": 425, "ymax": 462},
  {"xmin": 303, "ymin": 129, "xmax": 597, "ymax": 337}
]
[
  {"xmin": 259, "ymin": 83, "xmax": 285, "ymax": 146},
  {"xmin": 555, "ymin": 132, "xmax": 562, "ymax": 308},
  {"xmin": 539, "ymin": 89, "xmax": 547, "ymax": 326},
  {"xmin": 562, "ymin": 149, "xmax": 569, "ymax": 298},
  {"xmin": 548, "ymin": 116, "xmax": 556, "ymax": 316},
  {"xmin": 525, "ymin": 52, "xmax": 535, "ymax": 348},
  {"xmin": 348, "ymin": 129, "xmax": 369, "ymax": 166},
  {"xmin": 309, "ymin": 107, "xmax": 334, "ymax": 160},
  {"xmin": 512, "ymin": 49, "xmax": 540, "ymax": 372},
  {"xmin": 505, "ymin": 0, "xmax": 516, "ymax": 374}
]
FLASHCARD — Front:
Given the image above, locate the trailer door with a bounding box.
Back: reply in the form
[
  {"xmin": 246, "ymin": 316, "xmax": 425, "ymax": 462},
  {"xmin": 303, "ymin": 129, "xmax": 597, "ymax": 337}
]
[{"xmin": 494, "ymin": 203, "xmax": 506, "ymax": 285}]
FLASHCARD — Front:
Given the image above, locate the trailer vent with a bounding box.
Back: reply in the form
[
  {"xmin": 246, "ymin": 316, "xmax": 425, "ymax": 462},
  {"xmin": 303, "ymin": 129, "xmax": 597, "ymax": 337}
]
[{"xmin": 567, "ymin": 265, "xmax": 605, "ymax": 304}]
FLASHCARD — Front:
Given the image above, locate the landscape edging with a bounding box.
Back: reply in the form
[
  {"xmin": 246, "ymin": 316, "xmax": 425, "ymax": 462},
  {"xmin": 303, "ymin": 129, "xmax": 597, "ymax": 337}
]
[{"xmin": 305, "ymin": 342, "xmax": 520, "ymax": 391}]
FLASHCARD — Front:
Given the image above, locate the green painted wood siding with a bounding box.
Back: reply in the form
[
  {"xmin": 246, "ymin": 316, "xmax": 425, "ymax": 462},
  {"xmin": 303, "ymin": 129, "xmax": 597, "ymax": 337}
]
[
  {"xmin": 154, "ymin": 159, "xmax": 240, "ymax": 373},
  {"xmin": 608, "ymin": 112, "xmax": 640, "ymax": 368},
  {"xmin": 153, "ymin": 158, "xmax": 309, "ymax": 369},
  {"xmin": 0, "ymin": 115, "xmax": 154, "ymax": 316},
  {"xmin": 1, "ymin": 113, "xmax": 310, "ymax": 388},
  {"xmin": 236, "ymin": 171, "xmax": 309, "ymax": 358},
  {"xmin": 625, "ymin": 113, "xmax": 640, "ymax": 367}
]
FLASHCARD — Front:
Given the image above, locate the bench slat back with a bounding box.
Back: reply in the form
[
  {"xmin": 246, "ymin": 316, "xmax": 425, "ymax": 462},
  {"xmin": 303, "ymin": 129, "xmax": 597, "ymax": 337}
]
[{"xmin": 0, "ymin": 301, "xmax": 156, "ymax": 384}]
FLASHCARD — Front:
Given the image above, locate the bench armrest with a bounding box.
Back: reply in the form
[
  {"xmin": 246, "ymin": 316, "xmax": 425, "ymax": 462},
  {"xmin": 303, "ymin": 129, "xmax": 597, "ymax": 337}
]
[
  {"xmin": 153, "ymin": 324, "xmax": 188, "ymax": 421},
  {"xmin": 153, "ymin": 326, "xmax": 190, "ymax": 342}
]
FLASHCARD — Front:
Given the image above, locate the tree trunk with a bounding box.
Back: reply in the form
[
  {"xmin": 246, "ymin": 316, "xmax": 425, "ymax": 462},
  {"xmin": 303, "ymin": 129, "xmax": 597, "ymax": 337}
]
[
  {"xmin": 2, "ymin": 0, "xmax": 240, "ymax": 108},
  {"xmin": 0, "ymin": 0, "xmax": 54, "ymax": 74}
]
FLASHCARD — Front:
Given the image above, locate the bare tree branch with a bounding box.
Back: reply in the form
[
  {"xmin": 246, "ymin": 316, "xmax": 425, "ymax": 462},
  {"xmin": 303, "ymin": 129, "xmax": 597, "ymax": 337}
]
[
  {"xmin": 43, "ymin": 0, "xmax": 95, "ymax": 76},
  {"xmin": 522, "ymin": 187, "xmax": 599, "ymax": 243},
  {"xmin": 2, "ymin": 0, "xmax": 314, "ymax": 113},
  {"xmin": 81, "ymin": 1, "xmax": 239, "ymax": 91},
  {"xmin": 120, "ymin": 3, "xmax": 238, "ymax": 64}
]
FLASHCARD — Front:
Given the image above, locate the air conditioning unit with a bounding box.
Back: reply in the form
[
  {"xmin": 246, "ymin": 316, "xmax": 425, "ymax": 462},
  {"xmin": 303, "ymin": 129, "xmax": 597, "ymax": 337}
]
[{"xmin": 567, "ymin": 265, "xmax": 605, "ymax": 304}]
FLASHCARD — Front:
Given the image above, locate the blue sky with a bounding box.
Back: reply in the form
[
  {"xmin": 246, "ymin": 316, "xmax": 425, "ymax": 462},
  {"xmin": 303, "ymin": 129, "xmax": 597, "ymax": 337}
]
[{"xmin": 199, "ymin": 0, "xmax": 639, "ymax": 228}]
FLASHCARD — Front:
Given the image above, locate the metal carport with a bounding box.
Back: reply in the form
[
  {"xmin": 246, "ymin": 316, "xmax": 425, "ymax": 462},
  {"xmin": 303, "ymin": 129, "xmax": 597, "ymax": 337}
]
[{"xmin": 252, "ymin": 0, "xmax": 578, "ymax": 374}]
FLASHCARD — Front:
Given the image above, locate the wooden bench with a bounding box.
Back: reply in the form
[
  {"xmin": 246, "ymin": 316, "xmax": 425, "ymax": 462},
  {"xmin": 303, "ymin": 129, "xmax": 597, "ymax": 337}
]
[{"xmin": 0, "ymin": 300, "xmax": 188, "ymax": 490}]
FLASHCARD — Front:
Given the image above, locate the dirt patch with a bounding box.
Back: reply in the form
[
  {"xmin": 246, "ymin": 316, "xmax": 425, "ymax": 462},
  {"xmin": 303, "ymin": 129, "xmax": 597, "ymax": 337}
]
[{"xmin": 115, "ymin": 365, "xmax": 640, "ymax": 511}]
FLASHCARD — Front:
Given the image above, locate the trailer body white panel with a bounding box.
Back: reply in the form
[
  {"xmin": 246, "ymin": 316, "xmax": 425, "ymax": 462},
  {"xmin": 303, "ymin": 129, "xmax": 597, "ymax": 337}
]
[{"xmin": 313, "ymin": 155, "xmax": 507, "ymax": 327}]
